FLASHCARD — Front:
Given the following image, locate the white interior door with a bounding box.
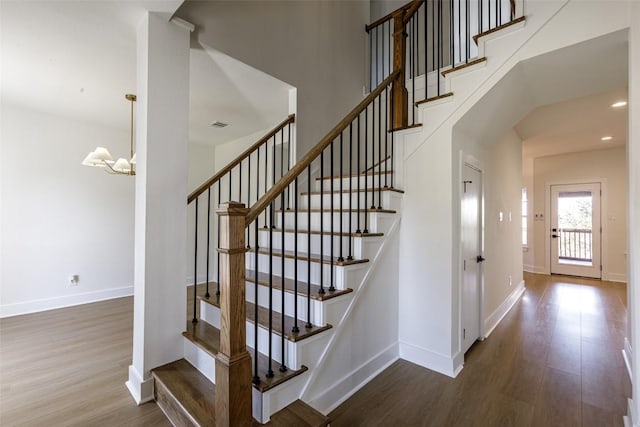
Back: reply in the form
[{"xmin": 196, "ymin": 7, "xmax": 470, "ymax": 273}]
[
  {"xmin": 550, "ymin": 183, "xmax": 601, "ymax": 278},
  {"xmin": 461, "ymin": 164, "xmax": 482, "ymax": 354}
]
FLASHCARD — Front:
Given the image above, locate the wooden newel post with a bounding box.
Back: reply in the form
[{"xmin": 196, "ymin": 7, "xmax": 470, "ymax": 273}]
[
  {"xmin": 392, "ymin": 10, "xmax": 409, "ymax": 130},
  {"xmin": 215, "ymin": 202, "xmax": 252, "ymax": 427}
]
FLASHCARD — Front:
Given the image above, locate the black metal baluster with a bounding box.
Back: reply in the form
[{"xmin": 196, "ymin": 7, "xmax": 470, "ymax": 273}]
[
  {"xmin": 228, "ymin": 169, "xmax": 232, "ymax": 202},
  {"xmin": 217, "ymin": 181, "xmax": 221, "ymax": 295},
  {"xmin": 306, "ymin": 165, "xmax": 312, "ymax": 328},
  {"xmin": 267, "ymin": 201, "xmax": 274, "ymax": 378},
  {"xmin": 280, "ymin": 190, "xmax": 287, "ymax": 373},
  {"xmin": 438, "ymin": 0, "xmax": 442, "ymax": 95},
  {"xmin": 319, "ymin": 151, "xmax": 325, "ymax": 295},
  {"xmin": 467, "ymin": 0, "xmax": 470, "ymax": 63},
  {"xmin": 338, "ymin": 132, "xmax": 344, "ymax": 263},
  {"xmin": 384, "ymin": 89, "xmax": 389, "ymax": 189},
  {"xmin": 348, "ymin": 123, "xmax": 354, "ymax": 261},
  {"xmin": 192, "ymin": 198, "xmax": 198, "ymax": 324},
  {"xmin": 330, "ymin": 139, "xmax": 335, "ymax": 293},
  {"xmin": 263, "ymin": 143, "xmax": 268, "ymax": 229},
  {"xmin": 239, "ymin": 160, "xmax": 242, "ymax": 203},
  {"xmin": 287, "ymin": 123, "xmax": 292, "ymax": 210},
  {"xmin": 363, "ymin": 106, "xmax": 369, "ymax": 234},
  {"xmin": 375, "ymin": 26, "xmax": 378, "ymax": 88},
  {"xmin": 252, "ymin": 220, "xmax": 260, "ymax": 385},
  {"xmin": 272, "ymin": 135, "xmax": 276, "ymax": 229},
  {"xmin": 205, "ymin": 188, "xmax": 211, "ymax": 298},
  {"xmin": 451, "ymin": 0, "xmax": 455, "ymax": 68},
  {"xmin": 293, "ymin": 177, "xmax": 299, "ymax": 334},
  {"xmin": 410, "ymin": 18, "xmax": 415, "ymax": 125},
  {"xmin": 356, "ymin": 115, "xmax": 361, "ymax": 234},
  {"xmin": 378, "ymin": 94, "xmax": 382, "ymax": 209},
  {"xmin": 390, "ymin": 82, "xmax": 395, "ymax": 189},
  {"xmin": 369, "ymin": 25, "xmax": 373, "ymax": 91},
  {"xmin": 372, "ymin": 95, "xmax": 377, "ymax": 210},
  {"xmin": 458, "ymin": 0, "xmax": 462, "ymax": 65},
  {"xmin": 247, "ymin": 154, "xmax": 251, "ymax": 249}
]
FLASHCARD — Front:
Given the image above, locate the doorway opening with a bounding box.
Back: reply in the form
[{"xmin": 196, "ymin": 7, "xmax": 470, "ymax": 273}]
[{"xmin": 550, "ymin": 183, "xmax": 602, "ymax": 279}]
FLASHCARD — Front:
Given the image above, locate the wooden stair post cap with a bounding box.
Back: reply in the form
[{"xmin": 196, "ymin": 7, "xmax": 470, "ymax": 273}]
[{"xmin": 216, "ymin": 201, "xmax": 249, "ymax": 216}]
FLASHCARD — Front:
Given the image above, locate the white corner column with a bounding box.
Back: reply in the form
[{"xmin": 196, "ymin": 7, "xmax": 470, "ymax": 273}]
[
  {"xmin": 627, "ymin": 2, "xmax": 640, "ymax": 425},
  {"xmin": 126, "ymin": 12, "xmax": 192, "ymax": 405}
]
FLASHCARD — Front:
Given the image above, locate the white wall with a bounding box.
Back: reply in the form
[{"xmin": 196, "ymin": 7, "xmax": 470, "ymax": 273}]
[
  {"xmin": 532, "ymin": 147, "xmax": 628, "ymax": 281},
  {"xmin": 453, "ymin": 128, "xmax": 524, "ymax": 342},
  {"xmin": 175, "ymin": 1, "xmax": 369, "ymax": 158},
  {"xmin": 0, "ymin": 104, "xmax": 134, "ymax": 317}
]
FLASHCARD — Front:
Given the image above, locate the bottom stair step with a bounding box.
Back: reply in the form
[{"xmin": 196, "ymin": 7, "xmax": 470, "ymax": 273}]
[
  {"xmin": 152, "ymin": 359, "xmax": 216, "ymax": 427},
  {"xmin": 270, "ymin": 399, "xmax": 330, "ymax": 427},
  {"xmin": 182, "ymin": 320, "xmax": 309, "ymax": 392}
]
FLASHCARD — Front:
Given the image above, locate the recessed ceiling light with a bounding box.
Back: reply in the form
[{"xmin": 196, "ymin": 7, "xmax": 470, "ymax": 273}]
[
  {"xmin": 210, "ymin": 121, "xmax": 229, "ymax": 128},
  {"xmin": 601, "ymin": 136, "xmax": 613, "ymax": 141},
  {"xmin": 611, "ymin": 101, "xmax": 627, "ymax": 108}
]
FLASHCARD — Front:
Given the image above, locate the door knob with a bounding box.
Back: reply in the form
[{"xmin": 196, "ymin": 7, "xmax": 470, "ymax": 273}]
[
  {"xmin": 552, "ymin": 234, "xmax": 558, "ymax": 238},
  {"xmin": 476, "ymin": 255, "xmax": 485, "ymax": 263}
]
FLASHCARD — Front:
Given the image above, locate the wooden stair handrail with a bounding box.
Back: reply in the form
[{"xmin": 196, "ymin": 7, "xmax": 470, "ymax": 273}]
[
  {"xmin": 365, "ymin": 0, "xmax": 412, "ymax": 32},
  {"xmin": 402, "ymin": 0, "xmax": 424, "ymax": 25},
  {"xmin": 187, "ymin": 114, "xmax": 295, "ymax": 204},
  {"xmin": 245, "ymin": 69, "xmax": 400, "ymax": 227}
]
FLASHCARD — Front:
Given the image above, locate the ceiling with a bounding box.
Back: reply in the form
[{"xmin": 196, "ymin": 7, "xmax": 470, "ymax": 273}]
[
  {"xmin": 517, "ymin": 88, "xmax": 628, "ymax": 159},
  {"xmin": 454, "ymin": 29, "xmax": 628, "ymax": 159},
  {"xmin": 1, "ymin": 1, "xmax": 290, "ymax": 146}
]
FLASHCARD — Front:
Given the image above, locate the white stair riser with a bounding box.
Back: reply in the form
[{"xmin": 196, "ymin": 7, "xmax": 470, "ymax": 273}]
[
  {"xmin": 246, "ymin": 282, "xmax": 325, "ymax": 326},
  {"xmin": 278, "ymin": 211, "xmax": 388, "ymax": 234},
  {"xmin": 300, "ymin": 190, "xmax": 400, "ymax": 211},
  {"xmin": 201, "ymin": 300, "xmax": 302, "ymax": 370},
  {"xmin": 258, "ymin": 230, "xmax": 363, "ymax": 260},
  {"xmin": 316, "ymin": 174, "xmax": 394, "ymax": 192},
  {"xmin": 246, "ymin": 253, "xmax": 346, "ymax": 290},
  {"xmin": 183, "ymin": 338, "xmax": 216, "ymax": 384}
]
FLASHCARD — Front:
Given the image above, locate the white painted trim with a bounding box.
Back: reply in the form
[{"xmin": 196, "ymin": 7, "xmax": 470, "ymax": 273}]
[
  {"xmin": 126, "ymin": 364, "xmax": 155, "ymax": 405},
  {"xmin": 626, "ymin": 398, "xmax": 637, "ymax": 427},
  {"xmin": 308, "ymin": 342, "xmax": 399, "ymax": 415},
  {"xmin": 169, "ymin": 17, "xmax": 195, "ymax": 33},
  {"xmin": 300, "ymin": 216, "xmax": 401, "ymax": 398},
  {"xmin": 483, "ymin": 280, "xmax": 525, "ymax": 338},
  {"xmin": 0, "ymin": 286, "xmax": 134, "ymax": 318},
  {"xmin": 523, "ymin": 264, "xmax": 536, "ymax": 273},
  {"xmin": 399, "ymin": 341, "xmax": 462, "ymax": 378},
  {"xmin": 624, "ymin": 338, "xmax": 633, "ymax": 383},
  {"xmin": 605, "ymin": 272, "xmax": 628, "ymax": 283}
]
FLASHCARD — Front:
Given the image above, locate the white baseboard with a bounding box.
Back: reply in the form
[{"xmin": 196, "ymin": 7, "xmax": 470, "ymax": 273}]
[
  {"xmin": 126, "ymin": 364, "xmax": 155, "ymax": 405},
  {"xmin": 523, "ymin": 264, "xmax": 536, "ymax": 273},
  {"xmin": 625, "ymin": 398, "xmax": 637, "ymax": 427},
  {"xmin": 605, "ymin": 272, "xmax": 628, "ymax": 283},
  {"xmin": 399, "ymin": 341, "xmax": 461, "ymax": 378},
  {"xmin": 308, "ymin": 342, "xmax": 399, "ymax": 414},
  {"xmin": 484, "ymin": 280, "xmax": 525, "ymax": 338},
  {"xmin": 0, "ymin": 286, "xmax": 134, "ymax": 318},
  {"xmin": 623, "ymin": 338, "xmax": 633, "ymax": 383}
]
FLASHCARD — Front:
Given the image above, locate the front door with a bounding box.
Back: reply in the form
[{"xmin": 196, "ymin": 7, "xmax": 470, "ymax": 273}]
[
  {"xmin": 550, "ymin": 183, "xmax": 601, "ymax": 278},
  {"xmin": 461, "ymin": 164, "xmax": 482, "ymax": 353}
]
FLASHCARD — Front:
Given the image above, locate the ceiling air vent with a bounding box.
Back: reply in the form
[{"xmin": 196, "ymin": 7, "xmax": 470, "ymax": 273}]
[{"xmin": 210, "ymin": 121, "xmax": 229, "ymax": 128}]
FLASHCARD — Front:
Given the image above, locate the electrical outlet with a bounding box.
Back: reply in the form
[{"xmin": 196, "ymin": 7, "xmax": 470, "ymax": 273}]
[{"xmin": 69, "ymin": 275, "xmax": 79, "ymax": 287}]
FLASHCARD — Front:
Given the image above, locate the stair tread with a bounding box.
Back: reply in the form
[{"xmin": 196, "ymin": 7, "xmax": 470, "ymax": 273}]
[
  {"xmin": 389, "ymin": 123, "xmax": 422, "ymax": 132},
  {"xmin": 183, "ymin": 320, "xmax": 220, "ymax": 358},
  {"xmin": 152, "ymin": 358, "xmax": 216, "ymax": 426},
  {"xmin": 300, "ymin": 187, "xmax": 404, "ymax": 195},
  {"xmin": 199, "ymin": 296, "xmax": 333, "ymax": 342},
  {"xmin": 249, "ymin": 247, "xmax": 369, "ymax": 266},
  {"xmin": 473, "ymin": 16, "xmax": 525, "ymax": 43},
  {"xmin": 262, "ymin": 227, "xmax": 384, "ymax": 238},
  {"xmin": 270, "ymin": 399, "xmax": 330, "ymax": 427},
  {"xmin": 182, "ymin": 320, "xmax": 310, "ymax": 393},
  {"xmin": 246, "ymin": 269, "xmax": 353, "ymax": 301},
  {"xmin": 442, "ymin": 57, "xmax": 487, "ymax": 76},
  {"xmin": 415, "ymin": 92, "xmax": 454, "ymax": 107},
  {"xmin": 316, "ymin": 170, "xmax": 392, "ymax": 180}
]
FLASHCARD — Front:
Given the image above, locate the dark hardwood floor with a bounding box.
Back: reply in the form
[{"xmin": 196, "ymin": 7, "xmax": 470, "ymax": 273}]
[
  {"xmin": 1, "ymin": 273, "xmax": 629, "ymax": 426},
  {"xmin": 329, "ymin": 272, "xmax": 630, "ymax": 426}
]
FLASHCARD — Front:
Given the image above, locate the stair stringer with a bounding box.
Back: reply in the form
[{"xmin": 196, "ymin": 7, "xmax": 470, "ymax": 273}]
[
  {"xmin": 297, "ymin": 214, "xmax": 402, "ymax": 414},
  {"xmin": 398, "ymin": 0, "xmax": 632, "ymax": 378}
]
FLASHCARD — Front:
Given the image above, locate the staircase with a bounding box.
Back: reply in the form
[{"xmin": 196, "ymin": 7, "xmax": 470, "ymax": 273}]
[{"xmin": 148, "ymin": 0, "xmax": 531, "ymax": 425}]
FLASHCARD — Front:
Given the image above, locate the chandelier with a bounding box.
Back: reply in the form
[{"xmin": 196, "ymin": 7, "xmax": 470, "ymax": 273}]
[{"xmin": 82, "ymin": 94, "xmax": 137, "ymax": 175}]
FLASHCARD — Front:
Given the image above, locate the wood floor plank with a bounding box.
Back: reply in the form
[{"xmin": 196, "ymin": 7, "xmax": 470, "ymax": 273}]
[{"xmin": 330, "ymin": 272, "xmax": 629, "ymax": 426}]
